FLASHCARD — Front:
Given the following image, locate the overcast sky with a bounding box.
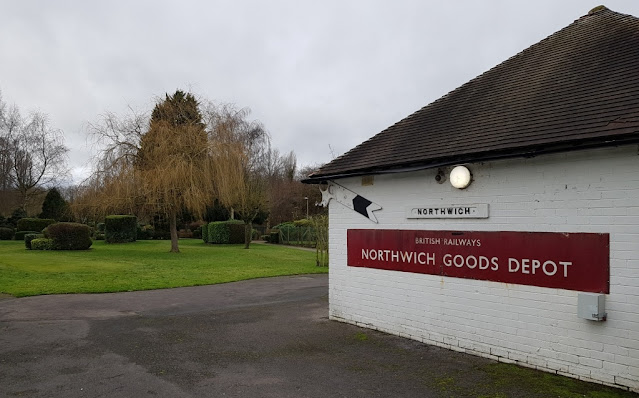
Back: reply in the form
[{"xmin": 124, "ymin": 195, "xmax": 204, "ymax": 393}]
[{"xmin": 2, "ymin": 1, "xmax": 638, "ymax": 184}]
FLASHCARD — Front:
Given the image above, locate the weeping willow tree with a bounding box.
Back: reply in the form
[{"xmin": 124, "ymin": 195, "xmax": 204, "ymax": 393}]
[
  {"xmin": 206, "ymin": 103, "xmax": 270, "ymax": 249},
  {"xmin": 80, "ymin": 90, "xmax": 216, "ymax": 252}
]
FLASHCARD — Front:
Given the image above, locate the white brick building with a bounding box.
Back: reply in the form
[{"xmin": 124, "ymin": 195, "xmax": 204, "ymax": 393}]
[{"xmin": 305, "ymin": 7, "xmax": 639, "ymax": 392}]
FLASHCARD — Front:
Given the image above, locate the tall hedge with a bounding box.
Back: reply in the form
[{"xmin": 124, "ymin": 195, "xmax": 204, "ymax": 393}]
[
  {"xmin": 207, "ymin": 221, "xmax": 227, "ymax": 243},
  {"xmin": 16, "ymin": 218, "xmax": 55, "ymax": 232},
  {"xmin": 105, "ymin": 215, "xmax": 137, "ymax": 243},
  {"xmin": 45, "ymin": 222, "xmax": 93, "ymax": 250},
  {"xmin": 206, "ymin": 220, "xmax": 245, "ymax": 244}
]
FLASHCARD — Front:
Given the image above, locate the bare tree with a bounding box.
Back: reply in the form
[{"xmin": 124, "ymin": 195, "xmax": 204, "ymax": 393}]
[
  {"xmin": 263, "ymin": 162, "xmax": 326, "ymax": 226},
  {"xmin": 73, "ymin": 109, "xmax": 147, "ymax": 222},
  {"xmin": 0, "ymin": 93, "xmax": 15, "ymax": 191},
  {"xmin": 264, "ymin": 148, "xmax": 296, "ymax": 183},
  {"xmin": 0, "ymin": 92, "xmax": 68, "ymax": 210},
  {"xmin": 0, "ymin": 136, "xmax": 12, "ymax": 192}
]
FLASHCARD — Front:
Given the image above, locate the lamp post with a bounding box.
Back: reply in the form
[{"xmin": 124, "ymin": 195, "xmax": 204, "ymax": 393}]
[{"xmin": 304, "ymin": 197, "xmax": 309, "ymax": 218}]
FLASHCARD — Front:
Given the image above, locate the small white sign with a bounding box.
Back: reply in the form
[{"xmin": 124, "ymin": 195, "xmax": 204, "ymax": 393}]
[{"xmin": 406, "ymin": 204, "xmax": 489, "ymax": 219}]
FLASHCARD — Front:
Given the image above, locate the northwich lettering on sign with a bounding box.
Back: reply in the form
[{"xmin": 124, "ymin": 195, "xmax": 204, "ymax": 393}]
[
  {"xmin": 360, "ymin": 249, "xmax": 571, "ymax": 278},
  {"xmin": 406, "ymin": 204, "xmax": 489, "ymax": 219},
  {"xmin": 347, "ymin": 229, "xmax": 609, "ymax": 293}
]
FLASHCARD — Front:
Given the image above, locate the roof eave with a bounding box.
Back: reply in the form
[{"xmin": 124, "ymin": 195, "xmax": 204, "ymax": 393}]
[{"xmin": 302, "ymin": 135, "xmax": 639, "ymax": 184}]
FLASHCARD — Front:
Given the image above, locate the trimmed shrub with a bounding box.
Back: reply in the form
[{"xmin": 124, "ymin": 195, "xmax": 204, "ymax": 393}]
[
  {"xmin": 251, "ymin": 229, "xmax": 261, "ymax": 241},
  {"xmin": 207, "ymin": 221, "xmax": 229, "ymax": 244},
  {"xmin": 0, "ymin": 227, "xmax": 14, "ymax": 240},
  {"xmin": 25, "ymin": 233, "xmax": 44, "ymax": 249},
  {"xmin": 15, "ymin": 230, "xmax": 38, "ymax": 241},
  {"xmin": 46, "ymin": 222, "xmax": 93, "ymax": 250},
  {"xmin": 16, "ymin": 218, "xmax": 55, "ymax": 233},
  {"xmin": 105, "ymin": 215, "xmax": 137, "ymax": 243},
  {"xmin": 94, "ymin": 233, "xmax": 105, "ymax": 240},
  {"xmin": 261, "ymin": 234, "xmax": 270, "ymax": 243},
  {"xmin": 96, "ymin": 223, "xmax": 105, "ymax": 233},
  {"xmin": 206, "ymin": 220, "xmax": 245, "ymax": 244},
  {"xmin": 201, "ymin": 223, "xmax": 208, "ymax": 242},
  {"xmin": 192, "ymin": 226, "xmax": 202, "ymax": 240},
  {"xmin": 31, "ymin": 238, "xmax": 53, "ymax": 250}
]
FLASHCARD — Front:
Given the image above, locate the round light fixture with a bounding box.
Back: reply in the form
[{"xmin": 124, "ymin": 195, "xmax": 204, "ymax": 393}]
[{"xmin": 450, "ymin": 165, "xmax": 472, "ymax": 189}]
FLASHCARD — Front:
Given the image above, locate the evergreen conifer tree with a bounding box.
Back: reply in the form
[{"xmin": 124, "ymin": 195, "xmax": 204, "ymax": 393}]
[{"xmin": 39, "ymin": 188, "xmax": 70, "ymax": 221}]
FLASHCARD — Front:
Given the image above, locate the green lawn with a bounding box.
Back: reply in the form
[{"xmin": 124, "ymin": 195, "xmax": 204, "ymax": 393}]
[{"xmin": 0, "ymin": 239, "xmax": 327, "ymax": 297}]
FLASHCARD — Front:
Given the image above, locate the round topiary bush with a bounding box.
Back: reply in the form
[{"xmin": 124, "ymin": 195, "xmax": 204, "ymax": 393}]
[
  {"xmin": 45, "ymin": 222, "xmax": 93, "ymax": 250},
  {"xmin": 105, "ymin": 215, "xmax": 137, "ymax": 243},
  {"xmin": 0, "ymin": 227, "xmax": 14, "ymax": 240}
]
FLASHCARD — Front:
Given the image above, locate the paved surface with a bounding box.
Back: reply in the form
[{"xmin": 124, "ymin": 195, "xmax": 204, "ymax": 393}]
[{"xmin": 1, "ymin": 275, "xmax": 634, "ymax": 398}]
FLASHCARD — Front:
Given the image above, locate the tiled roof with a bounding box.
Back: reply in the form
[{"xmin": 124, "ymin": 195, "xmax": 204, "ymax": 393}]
[{"xmin": 305, "ymin": 7, "xmax": 639, "ymax": 182}]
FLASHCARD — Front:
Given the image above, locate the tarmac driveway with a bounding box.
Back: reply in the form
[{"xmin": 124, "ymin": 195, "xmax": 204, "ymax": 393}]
[{"xmin": 1, "ymin": 275, "xmax": 634, "ymax": 398}]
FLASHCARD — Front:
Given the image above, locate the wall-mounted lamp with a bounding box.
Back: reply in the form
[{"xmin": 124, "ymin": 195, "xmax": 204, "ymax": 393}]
[{"xmin": 450, "ymin": 165, "xmax": 472, "ymax": 189}]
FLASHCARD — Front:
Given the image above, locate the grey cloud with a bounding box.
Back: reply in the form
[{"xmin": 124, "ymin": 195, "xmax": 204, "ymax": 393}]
[{"xmin": 1, "ymin": 0, "xmax": 637, "ymax": 182}]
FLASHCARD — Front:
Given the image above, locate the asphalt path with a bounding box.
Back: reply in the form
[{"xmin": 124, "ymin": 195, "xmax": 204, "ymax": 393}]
[{"xmin": 1, "ymin": 275, "xmax": 633, "ymax": 398}]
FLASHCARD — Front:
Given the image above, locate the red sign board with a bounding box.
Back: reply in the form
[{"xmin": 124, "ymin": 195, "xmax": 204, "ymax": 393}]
[{"xmin": 347, "ymin": 230, "xmax": 609, "ymax": 293}]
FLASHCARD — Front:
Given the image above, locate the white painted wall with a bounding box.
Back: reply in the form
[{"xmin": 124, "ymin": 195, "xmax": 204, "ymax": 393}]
[{"xmin": 328, "ymin": 145, "xmax": 639, "ymax": 392}]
